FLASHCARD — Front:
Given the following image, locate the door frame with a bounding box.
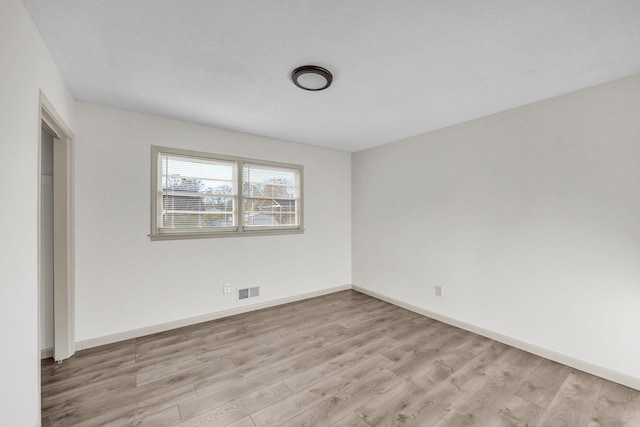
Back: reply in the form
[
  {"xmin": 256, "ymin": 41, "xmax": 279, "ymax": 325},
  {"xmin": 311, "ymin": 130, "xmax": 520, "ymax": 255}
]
[{"xmin": 38, "ymin": 92, "xmax": 75, "ymax": 364}]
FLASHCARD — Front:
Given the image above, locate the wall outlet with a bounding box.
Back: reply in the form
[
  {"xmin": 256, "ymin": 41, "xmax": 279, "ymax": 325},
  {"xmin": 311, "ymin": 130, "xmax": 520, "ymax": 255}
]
[
  {"xmin": 435, "ymin": 285, "xmax": 443, "ymax": 297},
  {"xmin": 223, "ymin": 283, "xmax": 231, "ymax": 294}
]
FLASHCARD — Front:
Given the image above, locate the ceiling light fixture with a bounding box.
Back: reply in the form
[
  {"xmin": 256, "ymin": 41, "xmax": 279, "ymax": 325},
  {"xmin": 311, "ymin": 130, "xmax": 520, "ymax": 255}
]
[{"xmin": 291, "ymin": 65, "xmax": 333, "ymax": 91}]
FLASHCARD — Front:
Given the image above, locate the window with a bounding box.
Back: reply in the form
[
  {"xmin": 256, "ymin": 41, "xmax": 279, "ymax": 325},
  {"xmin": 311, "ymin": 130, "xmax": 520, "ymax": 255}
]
[{"xmin": 151, "ymin": 146, "xmax": 303, "ymax": 240}]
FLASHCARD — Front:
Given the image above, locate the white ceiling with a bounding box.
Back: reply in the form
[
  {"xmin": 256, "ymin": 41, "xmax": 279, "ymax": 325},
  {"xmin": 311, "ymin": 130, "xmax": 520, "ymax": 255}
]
[{"xmin": 23, "ymin": 1, "xmax": 640, "ymax": 152}]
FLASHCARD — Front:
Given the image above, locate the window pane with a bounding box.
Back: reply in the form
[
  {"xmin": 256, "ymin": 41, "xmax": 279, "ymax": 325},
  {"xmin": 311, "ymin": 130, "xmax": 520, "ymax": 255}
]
[
  {"xmin": 160, "ymin": 154, "xmax": 236, "ymax": 230},
  {"xmin": 243, "ymin": 163, "xmax": 299, "ymax": 227},
  {"xmin": 162, "ymin": 177, "xmax": 234, "ymax": 196},
  {"xmin": 244, "ymin": 198, "xmax": 298, "ymax": 226},
  {"xmin": 163, "ymin": 157, "xmax": 234, "ymax": 182},
  {"xmin": 162, "ymin": 156, "xmax": 235, "ymax": 195},
  {"xmin": 243, "ymin": 164, "xmax": 297, "ymax": 198},
  {"xmin": 163, "ymin": 195, "xmax": 234, "ymax": 214},
  {"xmin": 163, "ymin": 212, "xmax": 234, "ymax": 229}
]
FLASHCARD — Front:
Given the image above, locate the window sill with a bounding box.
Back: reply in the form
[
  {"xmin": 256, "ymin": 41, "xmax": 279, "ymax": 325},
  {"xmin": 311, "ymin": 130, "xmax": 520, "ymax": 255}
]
[{"xmin": 149, "ymin": 227, "xmax": 305, "ymax": 241}]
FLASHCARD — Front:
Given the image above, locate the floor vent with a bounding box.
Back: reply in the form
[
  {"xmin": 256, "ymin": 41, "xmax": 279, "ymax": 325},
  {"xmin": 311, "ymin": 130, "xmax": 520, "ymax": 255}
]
[{"xmin": 238, "ymin": 286, "xmax": 260, "ymax": 301}]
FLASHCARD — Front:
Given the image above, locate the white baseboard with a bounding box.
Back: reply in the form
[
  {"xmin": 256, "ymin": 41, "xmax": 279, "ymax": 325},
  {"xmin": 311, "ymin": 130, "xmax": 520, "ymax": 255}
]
[
  {"xmin": 73, "ymin": 282, "xmax": 639, "ymax": 391},
  {"xmin": 40, "ymin": 347, "xmax": 53, "ymax": 360},
  {"xmin": 352, "ymin": 285, "xmax": 640, "ymax": 391},
  {"xmin": 75, "ymin": 284, "xmax": 352, "ymax": 351}
]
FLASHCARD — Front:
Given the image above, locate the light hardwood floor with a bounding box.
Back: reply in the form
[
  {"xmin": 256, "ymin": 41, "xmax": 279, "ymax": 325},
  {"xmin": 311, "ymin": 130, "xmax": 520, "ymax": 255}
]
[{"xmin": 41, "ymin": 290, "xmax": 640, "ymax": 426}]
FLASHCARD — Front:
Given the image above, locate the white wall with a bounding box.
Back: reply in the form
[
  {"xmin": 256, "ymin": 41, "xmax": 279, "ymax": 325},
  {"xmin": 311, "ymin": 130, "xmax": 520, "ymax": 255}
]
[
  {"xmin": 353, "ymin": 74, "xmax": 640, "ymax": 386},
  {"xmin": 73, "ymin": 102, "xmax": 351, "ymax": 342},
  {"xmin": 0, "ymin": 0, "xmax": 76, "ymax": 425}
]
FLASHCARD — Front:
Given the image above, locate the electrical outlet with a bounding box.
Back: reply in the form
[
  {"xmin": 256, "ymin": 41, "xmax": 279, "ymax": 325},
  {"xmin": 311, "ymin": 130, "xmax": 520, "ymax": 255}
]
[
  {"xmin": 223, "ymin": 283, "xmax": 231, "ymax": 294},
  {"xmin": 435, "ymin": 285, "xmax": 443, "ymax": 297}
]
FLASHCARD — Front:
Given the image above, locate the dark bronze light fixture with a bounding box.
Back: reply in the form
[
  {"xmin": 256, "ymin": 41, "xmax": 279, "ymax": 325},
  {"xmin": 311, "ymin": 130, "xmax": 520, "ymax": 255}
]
[{"xmin": 291, "ymin": 65, "xmax": 333, "ymax": 91}]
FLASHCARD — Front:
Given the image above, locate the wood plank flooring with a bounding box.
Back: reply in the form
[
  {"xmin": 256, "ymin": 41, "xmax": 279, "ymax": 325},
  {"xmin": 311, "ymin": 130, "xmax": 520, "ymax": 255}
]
[{"xmin": 41, "ymin": 290, "xmax": 640, "ymax": 426}]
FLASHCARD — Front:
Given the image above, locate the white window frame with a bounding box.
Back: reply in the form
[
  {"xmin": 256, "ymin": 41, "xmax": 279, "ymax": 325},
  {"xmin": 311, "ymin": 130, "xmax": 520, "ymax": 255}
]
[{"xmin": 150, "ymin": 146, "xmax": 304, "ymax": 240}]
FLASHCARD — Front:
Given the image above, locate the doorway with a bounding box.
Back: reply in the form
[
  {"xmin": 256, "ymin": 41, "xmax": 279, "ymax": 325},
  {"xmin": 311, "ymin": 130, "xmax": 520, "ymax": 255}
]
[
  {"xmin": 40, "ymin": 125, "xmax": 55, "ymax": 357},
  {"xmin": 38, "ymin": 93, "xmax": 75, "ymax": 363}
]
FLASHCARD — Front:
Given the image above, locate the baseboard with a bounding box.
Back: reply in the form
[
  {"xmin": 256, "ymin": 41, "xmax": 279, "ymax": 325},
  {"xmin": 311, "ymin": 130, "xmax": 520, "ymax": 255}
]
[
  {"xmin": 40, "ymin": 347, "xmax": 53, "ymax": 360},
  {"xmin": 76, "ymin": 284, "xmax": 352, "ymax": 351},
  {"xmin": 73, "ymin": 282, "xmax": 639, "ymax": 391},
  {"xmin": 352, "ymin": 285, "xmax": 640, "ymax": 391}
]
